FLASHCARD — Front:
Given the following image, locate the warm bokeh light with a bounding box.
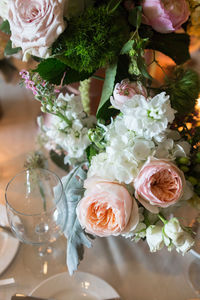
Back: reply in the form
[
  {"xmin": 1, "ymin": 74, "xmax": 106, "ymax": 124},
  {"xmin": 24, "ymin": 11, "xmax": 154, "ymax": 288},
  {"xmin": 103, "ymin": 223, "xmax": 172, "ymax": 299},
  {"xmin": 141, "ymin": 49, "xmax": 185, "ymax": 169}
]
[{"xmin": 195, "ymin": 96, "xmax": 200, "ymax": 121}]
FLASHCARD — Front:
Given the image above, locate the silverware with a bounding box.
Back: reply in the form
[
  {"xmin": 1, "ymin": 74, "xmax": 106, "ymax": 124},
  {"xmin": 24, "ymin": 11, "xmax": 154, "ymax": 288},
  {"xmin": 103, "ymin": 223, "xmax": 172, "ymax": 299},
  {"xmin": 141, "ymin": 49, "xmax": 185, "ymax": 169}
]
[
  {"xmin": 11, "ymin": 295, "xmax": 55, "ymax": 300},
  {"xmin": 0, "ymin": 278, "xmax": 15, "ymax": 286}
]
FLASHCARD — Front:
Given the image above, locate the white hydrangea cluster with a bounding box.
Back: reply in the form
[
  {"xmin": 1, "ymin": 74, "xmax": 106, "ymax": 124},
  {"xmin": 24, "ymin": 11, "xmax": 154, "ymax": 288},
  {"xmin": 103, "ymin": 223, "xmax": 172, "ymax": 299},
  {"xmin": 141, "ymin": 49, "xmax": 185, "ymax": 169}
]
[
  {"xmin": 39, "ymin": 93, "xmax": 96, "ymax": 163},
  {"xmin": 88, "ymin": 92, "xmax": 190, "ymax": 184}
]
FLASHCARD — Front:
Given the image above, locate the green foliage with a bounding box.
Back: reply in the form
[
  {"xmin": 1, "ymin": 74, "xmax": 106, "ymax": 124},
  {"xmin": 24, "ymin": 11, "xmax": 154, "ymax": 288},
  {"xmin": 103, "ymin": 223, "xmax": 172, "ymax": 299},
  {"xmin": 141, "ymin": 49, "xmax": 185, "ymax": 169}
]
[
  {"xmin": 49, "ymin": 149, "xmax": 70, "ymax": 172},
  {"xmin": 35, "ymin": 58, "xmax": 92, "ymax": 85},
  {"xmin": 128, "ymin": 6, "xmax": 142, "ymax": 28},
  {"xmin": 4, "ymin": 40, "xmax": 21, "ymax": 56},
  {"xmin": 0, "ymin": 20, "xmax": 11, "ymax": 34},
  {"xmin": 57, "ymin": 164, "xmax": 92, "ymax": 275},
  {"xmin": 86, "ymin": 144, "xmax": 98, "ymax": 163},
  {"xmin": 140, "ymin": 25, "xmax": 190, "ymax": 65},
  {"xmin": 52, "ymin": 5, "xmax": 129, "ymax": 73},
  {"xmin": 96, "ymin": 63, "xmax": 118, "ymax": 118},
  {"xmin": 165, "ymin": 68, "xmax": 200, "ymax": 116}
]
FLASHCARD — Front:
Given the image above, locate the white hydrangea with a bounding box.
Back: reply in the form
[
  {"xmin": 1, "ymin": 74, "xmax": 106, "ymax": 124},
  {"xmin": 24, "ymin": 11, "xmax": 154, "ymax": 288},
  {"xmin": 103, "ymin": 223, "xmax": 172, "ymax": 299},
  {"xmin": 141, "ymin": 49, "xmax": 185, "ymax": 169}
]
[
  {"xmin": 88, "ymin": 152, "xmax": 139, "ymax": 183},
  {"xmin": 121, "ymin": 92, "xmax": 176, "ymax": 140},
  {"xmin": 89, "ymin": 116, "xmax": 154, "ymax": 183},
  {"xmin": 155, "ymin": 138, "xmax": 191, "ymax": 160}
]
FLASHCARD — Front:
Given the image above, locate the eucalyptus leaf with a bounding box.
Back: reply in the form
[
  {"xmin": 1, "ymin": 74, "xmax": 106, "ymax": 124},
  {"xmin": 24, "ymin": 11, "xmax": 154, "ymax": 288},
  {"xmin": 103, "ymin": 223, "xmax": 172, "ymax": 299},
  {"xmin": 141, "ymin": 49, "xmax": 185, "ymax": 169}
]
[
  {"xmin": 0, "ymin": 20, "xmax": 11, "ymax": 34},
  {"xmin": 96, "ymin": 63, "xmax": 117, "ymax": 118},
  {"xmin": 56, "ymin": 164, "xmax": 92, "ymax": 275}
]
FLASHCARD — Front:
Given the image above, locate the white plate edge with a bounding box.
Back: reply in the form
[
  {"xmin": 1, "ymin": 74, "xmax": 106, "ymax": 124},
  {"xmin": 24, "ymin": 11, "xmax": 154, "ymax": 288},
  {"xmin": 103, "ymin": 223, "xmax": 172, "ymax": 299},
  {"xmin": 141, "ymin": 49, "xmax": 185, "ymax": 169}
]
[
  {"xmin": 30, "ymin": 271, "xmax": 120, "ymax": 298},
  {"xmin": 0, "ymin": 232, "xmax": 20, "ymax": 275}
]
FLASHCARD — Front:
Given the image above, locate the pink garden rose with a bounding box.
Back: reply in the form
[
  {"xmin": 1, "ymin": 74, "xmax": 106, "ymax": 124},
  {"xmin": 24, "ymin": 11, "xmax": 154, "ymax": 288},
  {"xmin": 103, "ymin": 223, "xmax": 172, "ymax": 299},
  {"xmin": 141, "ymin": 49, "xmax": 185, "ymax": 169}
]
[
  {"xmin": 76, "ymin": 176, "xmax": 139, "ymax": 237},
  {"xmin": 134, "ymin": 159, "xmax": 185, "ymax": 213},
  {"xmin": 110, "ymin": 79, "xmax": 147, "ymax": 110},
  {"xmin": 8, "ymin": 0, "xmax": 66, "ymax": 60},
  {"xmin": 142, "ymin": 0, "xmax": 190, "ymax": 33}
]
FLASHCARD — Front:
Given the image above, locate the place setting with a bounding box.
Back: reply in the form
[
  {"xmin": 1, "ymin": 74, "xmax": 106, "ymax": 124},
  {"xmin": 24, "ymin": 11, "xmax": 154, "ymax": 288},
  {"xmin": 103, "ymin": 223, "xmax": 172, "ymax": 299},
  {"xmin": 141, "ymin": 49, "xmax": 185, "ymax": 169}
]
[{"xmin": 0, "ymin": 0, "xmax": 200, "ymax": 299}]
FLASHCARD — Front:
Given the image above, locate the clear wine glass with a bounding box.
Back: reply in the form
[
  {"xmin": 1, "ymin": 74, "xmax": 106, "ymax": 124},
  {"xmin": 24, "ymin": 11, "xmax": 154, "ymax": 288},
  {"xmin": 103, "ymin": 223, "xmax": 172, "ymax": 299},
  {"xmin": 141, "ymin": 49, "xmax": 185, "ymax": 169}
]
[{"xmin": 5, "ymin": 168, "xmax": 67, "ymax": 277}]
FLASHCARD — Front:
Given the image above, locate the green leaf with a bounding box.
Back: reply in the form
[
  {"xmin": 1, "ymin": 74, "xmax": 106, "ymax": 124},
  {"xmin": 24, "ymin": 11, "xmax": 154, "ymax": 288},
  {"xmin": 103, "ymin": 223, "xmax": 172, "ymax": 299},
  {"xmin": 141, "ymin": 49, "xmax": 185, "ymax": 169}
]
[
  {"xmin": 55, "ymin": 164, "xmax": 92, "ymax": 275},
  {"xmin": 0, "ymin": 20, "xmax": 11, "ymax": 34},
  {"xmin": 49, "ymin": 150, "xmax": 69, "ymax": 172},
  {"xmin": 35, "ymin": 58, "xmax": 67, "ymax": 85},
  {"xmin": 106, "ymin": 0, "xmax": 123, "ymax": 14},
  {"xmin": 63, "ymin": 68, "xmax": 92, "ymax": 85},
  {"xmin": 35, "ymin": 57, "xmax": 92, "ymax": 85},
  {"xmin": 86, "ymin": 145, "xmax": 98, "ymax": 164},
  {"xmin": 96, "ymin": 63, "xmax": 117, "ymax": 118},
  {"xmin": 4, "ymin": 40, "xmax": 21, "ymax": 56},
  {"xmin": 128, "ymin": 6, "xmax": 142, "ymax": 28},
  {"xmin": 121, "ymin": 40, "xmax": 134, "ymax": 55},
  {"xmin": 137, "ymin": 55, "xmax": 152, "ymax": 80},
  {"xmin": 146, "ymin": 31, "xmax": 190, "ymax": 65}
]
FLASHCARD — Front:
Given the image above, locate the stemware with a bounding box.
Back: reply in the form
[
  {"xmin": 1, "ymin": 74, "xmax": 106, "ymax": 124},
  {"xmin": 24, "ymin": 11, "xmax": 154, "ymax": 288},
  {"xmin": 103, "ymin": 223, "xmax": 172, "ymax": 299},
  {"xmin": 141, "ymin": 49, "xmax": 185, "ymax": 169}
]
[{"xmin": 5, "ymin": 168, "xmax": 67, "ymax": 277}]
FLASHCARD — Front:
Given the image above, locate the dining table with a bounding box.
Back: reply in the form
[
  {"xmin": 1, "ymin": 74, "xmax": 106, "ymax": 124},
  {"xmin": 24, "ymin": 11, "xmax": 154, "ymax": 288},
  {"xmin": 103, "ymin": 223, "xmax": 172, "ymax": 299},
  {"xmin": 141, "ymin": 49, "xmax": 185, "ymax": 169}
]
[{"xmin": 0, "ymin": 77, "xmax": 200, "ymax": 300}]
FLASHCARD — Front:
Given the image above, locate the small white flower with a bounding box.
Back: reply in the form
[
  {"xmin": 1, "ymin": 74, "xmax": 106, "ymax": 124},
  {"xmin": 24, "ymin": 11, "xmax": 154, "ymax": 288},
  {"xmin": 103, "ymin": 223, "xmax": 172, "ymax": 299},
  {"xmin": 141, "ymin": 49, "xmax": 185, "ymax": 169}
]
[
  {"xmin": 164, "ymin": 218, "xmax": 194, "ymax": 254},
  {"xmin": 164, "ymin": 218, "xmax": 183, "ymax": 241},
  {"xmin": 121, "ymin": 92, "xmax": 176, "ymax": 140},
  {"xmin": 146, "ymin": 225, "xmax": 164, "ymax": 252},
  {"xmin": 175, "ymin": 232, "xmax": 194, "ymax": 255}
]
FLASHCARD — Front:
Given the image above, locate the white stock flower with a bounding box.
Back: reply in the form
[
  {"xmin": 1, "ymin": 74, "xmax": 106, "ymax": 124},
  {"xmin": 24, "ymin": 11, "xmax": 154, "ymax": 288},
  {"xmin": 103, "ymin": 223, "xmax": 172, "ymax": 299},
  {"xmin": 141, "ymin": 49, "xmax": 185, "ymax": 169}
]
[
  {"xmin": 40, "ymin": 92, "xmax": 96, "ymax": 162},
  {"xmin": 146, "ymin": 225, "xmax": 164, "ymax": 252},
  {"xmin": 0, "ymin": 0, "xmax": 9, "ymax": 20},
  {"xmin": 121, "ymin": 92, "xmax": 176, "ymax": 140}
]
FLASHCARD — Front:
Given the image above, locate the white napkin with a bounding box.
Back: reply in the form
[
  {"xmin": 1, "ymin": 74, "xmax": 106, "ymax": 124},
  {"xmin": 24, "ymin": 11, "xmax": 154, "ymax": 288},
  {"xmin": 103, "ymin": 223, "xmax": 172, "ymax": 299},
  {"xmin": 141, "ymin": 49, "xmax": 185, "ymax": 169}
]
[{"xmin": 0, "ymin": 203, "xmax": 9, "ymax": 227}]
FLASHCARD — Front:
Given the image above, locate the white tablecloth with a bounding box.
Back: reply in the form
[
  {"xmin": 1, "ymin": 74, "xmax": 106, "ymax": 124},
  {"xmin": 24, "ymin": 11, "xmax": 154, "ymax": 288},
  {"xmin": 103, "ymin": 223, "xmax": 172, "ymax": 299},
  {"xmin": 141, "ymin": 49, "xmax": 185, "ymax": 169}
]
[{"xmin": 0, "ymin": 81, "xmax": 199, "ymax": 300}]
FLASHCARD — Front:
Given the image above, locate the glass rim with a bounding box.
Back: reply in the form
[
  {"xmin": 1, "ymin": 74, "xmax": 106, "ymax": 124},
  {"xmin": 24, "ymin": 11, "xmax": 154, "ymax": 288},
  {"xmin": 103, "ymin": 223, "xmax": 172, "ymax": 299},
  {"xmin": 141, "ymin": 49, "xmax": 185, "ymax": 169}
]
[{"xmin": 5, "ymin": 168, "xmax": 64, "ymax": 217}]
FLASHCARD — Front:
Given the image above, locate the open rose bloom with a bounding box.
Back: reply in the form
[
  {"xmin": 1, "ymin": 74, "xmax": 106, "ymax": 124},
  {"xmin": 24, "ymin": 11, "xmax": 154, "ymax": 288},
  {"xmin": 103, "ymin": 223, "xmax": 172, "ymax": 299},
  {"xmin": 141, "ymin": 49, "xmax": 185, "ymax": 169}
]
[
  {"xmin": 76, "ymin": 177, "xmax": 139, "ymax": 237},
  {"xmin": 8, "ymin": 0, "xmax": 66, "ymax": 59},
  {"xmin": 142, "ymin": 0, "xmax": 190, "ymax": 33},
  {"xmin": 134, "ymin": 158, "xmax": 185, "ymax": 213}
]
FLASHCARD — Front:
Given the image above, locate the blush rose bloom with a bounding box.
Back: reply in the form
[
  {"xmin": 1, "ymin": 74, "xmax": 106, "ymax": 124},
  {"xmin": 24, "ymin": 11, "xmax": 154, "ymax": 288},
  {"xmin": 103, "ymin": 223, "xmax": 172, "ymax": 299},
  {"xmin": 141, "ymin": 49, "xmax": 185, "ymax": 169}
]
[
  {"xmin": 134, "ymin": 158, "xmax": 185, "ymax": 213},
  {"xmin": 8, "ymin": 0, "xmax": 66, "ymax": 60},
  {"xmin": 142, "ymin": 0, "xmax": 190, "ymax": 33},
  {"xmin": 110, "ymin": 79, "xmax": 147, "ymax": 110},
  {"xmin": 76, "ymin": 177, "xmax": 139, "ymax": 237}
]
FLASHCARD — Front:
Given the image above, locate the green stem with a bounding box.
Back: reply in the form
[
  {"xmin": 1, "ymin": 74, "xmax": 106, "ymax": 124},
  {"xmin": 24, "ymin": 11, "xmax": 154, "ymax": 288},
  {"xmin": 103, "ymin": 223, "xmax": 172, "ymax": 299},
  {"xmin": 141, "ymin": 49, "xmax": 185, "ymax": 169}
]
[
  {"xmin": 158, "ymin": 213, "xmax": 167, "ymax": 225},
  {"xmin": 92, "ymin": 75, "xmax": 105, "ymax": 81}
]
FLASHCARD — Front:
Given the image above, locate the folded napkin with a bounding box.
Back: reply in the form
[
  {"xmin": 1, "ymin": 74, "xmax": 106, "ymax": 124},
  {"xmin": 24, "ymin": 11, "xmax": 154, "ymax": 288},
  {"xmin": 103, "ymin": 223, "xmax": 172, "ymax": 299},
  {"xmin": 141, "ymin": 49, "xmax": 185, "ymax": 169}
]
[{"xmin": 0, "ymin": 203, "xmax": 9, "ymax": 227}]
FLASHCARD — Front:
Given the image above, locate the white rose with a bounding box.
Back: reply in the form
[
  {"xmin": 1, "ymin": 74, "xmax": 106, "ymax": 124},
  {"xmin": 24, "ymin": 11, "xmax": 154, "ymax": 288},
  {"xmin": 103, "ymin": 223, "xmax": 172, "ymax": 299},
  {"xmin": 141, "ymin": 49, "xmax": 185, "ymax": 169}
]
[
  {"xmin": 8, "ymin": 0, "xmax": 66, "ymax": 60},
  {"xmin": 175, "ymin": 232, "xmax": 194, "ymax": 255},
  {"xmin": 146, "ymin": 225, "xmax": 164, "ymax": 252},
  {"xmin": 164, "ymin": 218, "xmax": 183, "ymax": 241},
  {"xmin": 0, "ymin": 0, "xmax": 9, "ymax": 20}
]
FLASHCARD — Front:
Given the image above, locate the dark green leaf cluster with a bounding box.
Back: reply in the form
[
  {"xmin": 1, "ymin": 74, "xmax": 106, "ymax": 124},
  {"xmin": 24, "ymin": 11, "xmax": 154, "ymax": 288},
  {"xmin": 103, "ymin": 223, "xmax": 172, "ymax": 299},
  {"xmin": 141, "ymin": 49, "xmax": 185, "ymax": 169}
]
[
  {"xmin": 52, "ymin": 5, "xmax": 130, "ymax": 73},
  {"xmin": 165, "ymin": 68, "xmax": 200, "ymax": 116}
]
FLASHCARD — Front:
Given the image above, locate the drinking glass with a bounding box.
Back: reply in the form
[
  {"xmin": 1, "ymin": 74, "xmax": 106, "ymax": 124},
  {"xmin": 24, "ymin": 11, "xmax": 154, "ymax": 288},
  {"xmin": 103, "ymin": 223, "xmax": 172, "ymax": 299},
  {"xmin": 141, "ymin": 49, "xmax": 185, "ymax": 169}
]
[{"xmin": 5, "ymin": 168, "xmax": 67, "ymax": 277}]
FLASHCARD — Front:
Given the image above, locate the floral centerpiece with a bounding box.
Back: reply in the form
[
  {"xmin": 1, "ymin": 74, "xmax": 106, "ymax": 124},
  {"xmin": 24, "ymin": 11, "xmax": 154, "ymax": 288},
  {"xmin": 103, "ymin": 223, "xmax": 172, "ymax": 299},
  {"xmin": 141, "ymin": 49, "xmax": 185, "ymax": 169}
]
[{"xmin": 1, "ymin": 0, "xmax": 200, "ymax": 275}]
